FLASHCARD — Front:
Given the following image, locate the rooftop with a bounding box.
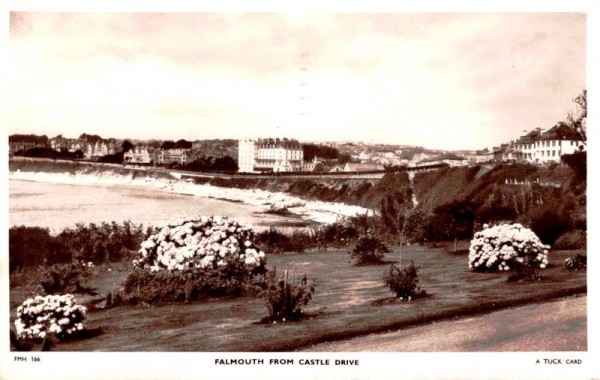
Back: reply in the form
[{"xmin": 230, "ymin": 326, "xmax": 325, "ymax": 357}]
[
  {"xmin": 255, "ymin": 138, "xmax": 302, "ymax": 149},
  {"xmin": 539, "ymin": 123, "xmax": 580, "ymax": 141}
]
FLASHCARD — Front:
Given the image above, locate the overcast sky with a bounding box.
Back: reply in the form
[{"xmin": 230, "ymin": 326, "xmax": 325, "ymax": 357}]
[{"xmin": 8, "ymin": 12, "xmax": 586, "ymax": 150}]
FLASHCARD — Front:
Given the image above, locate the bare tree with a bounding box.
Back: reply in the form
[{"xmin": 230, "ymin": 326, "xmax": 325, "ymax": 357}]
[{"xmin": 567, "ymin": 89, "xmax": 587, "ymax": 146}]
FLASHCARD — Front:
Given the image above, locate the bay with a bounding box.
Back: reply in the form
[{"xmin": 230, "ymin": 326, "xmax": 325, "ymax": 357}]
[{"xmin": 9, "ymin": 179, "xmax": 308, "ymax": 233}]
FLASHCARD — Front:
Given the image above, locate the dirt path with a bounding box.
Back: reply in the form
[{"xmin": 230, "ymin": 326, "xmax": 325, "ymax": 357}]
[{"xmin": 302, "ymin": 295, "xmax": 587, "ymax": 352}]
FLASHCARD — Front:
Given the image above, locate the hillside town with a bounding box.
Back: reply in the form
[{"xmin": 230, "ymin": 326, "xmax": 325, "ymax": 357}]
[{"xmin": 8, "ymin": 118, "xmax": 585, "ymax": 174}]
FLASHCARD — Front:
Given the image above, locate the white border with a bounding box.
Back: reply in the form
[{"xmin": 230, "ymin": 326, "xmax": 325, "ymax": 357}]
[{"xmin": 1, "ymin": 1, "xmax": 598, "ymax": 379}]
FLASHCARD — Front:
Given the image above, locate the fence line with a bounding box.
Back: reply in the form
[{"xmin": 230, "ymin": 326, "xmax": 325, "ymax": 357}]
[{"xmin": 504, "ymin": 178, "xmax": 562, "ymax": 188}]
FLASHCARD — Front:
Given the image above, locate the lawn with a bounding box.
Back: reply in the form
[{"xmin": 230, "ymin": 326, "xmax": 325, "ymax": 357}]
[{"xmin": 9, "ymin": 245, "xmax": 586, "ymax": 352}]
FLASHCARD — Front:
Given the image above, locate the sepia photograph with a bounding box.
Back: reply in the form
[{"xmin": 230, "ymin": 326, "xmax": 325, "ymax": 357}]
[{"xmin": 1, "ymin": 3, "xmax": 597, "ymax": 380}]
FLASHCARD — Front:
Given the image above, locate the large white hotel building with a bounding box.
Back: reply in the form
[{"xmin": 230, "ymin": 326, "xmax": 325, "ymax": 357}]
[
  {"xmin": 238, "ymin": 138, "xmax": 304, "ymax": 173},
  {"xmin": 511, "ymin": 122, "xmax": 582, "ymax": 163}
]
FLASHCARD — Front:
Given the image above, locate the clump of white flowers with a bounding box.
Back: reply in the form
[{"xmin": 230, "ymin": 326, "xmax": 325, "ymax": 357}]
[
  {"xmin": 468, "ymin": 223, "xmax": 550, "ymax": 271},
  {"xmin": 134, "ymin": 216, "xmax": 266, "ymax": 272},
  {"xmin": 15, "ymin": 294, "xmax": 87, "ymax": 340}
]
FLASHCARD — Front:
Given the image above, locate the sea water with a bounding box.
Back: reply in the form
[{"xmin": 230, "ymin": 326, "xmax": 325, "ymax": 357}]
[{"xmin": 9, "ymin": 179, "xmax": 307, "ymax": 233}]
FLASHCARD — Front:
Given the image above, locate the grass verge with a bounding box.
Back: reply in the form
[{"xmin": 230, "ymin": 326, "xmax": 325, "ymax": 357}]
[{"xmin": 9, "ymin": 245, "xmax": 586, "ymax": 352}]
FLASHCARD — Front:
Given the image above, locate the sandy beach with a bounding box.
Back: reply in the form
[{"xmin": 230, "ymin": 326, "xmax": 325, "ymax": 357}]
[{"xmin": 9, "ymin": 169, "xmax": 374, "ymax": 225}]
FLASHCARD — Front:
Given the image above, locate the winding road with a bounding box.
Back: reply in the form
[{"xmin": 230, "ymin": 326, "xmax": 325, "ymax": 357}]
[{"xmin": 303, "ymin": 295, "xmax": 587, "ymax": 352}]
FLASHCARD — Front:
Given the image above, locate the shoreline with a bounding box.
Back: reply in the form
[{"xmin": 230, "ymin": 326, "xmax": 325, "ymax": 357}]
[{"xmin": 9, "ymin": 169, "xmax": 374, "ymax": 226}]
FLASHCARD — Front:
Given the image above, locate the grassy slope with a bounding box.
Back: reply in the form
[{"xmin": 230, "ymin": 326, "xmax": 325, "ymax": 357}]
[
  {"xmin": 413, "ymin": 164, "xmax": 583, "ymax": 226},
  {"xmin": 413, "ymin": 164, "xmax": 575, "ymax": 212},
  {"xmin": 413, "ymin": 166, "xmax": 480, "ymax": 211},
  {"xmin": 10, "ymin": 246, "xmax": 585, "ymax": 352}
]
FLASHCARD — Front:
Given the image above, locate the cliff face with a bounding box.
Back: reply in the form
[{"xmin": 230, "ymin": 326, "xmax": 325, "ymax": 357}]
[{"xmin": 190, "ymin": 172, "xmax": 411, "ymax": 210}]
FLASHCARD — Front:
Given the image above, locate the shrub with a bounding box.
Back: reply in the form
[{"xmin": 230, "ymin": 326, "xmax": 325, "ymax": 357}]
[
  {"xmin": 529, "ymin": 209, "xmax": 572, "ymax": 246},
  {"xmin": 477, "ymin": 204, "xmax": 518, "ymax": 224},
  {"xmin": 287, "ymin": 230, "xmax": 317, "ymax": 252},
  {"xmin": 468, "ymin": 223, "xmax": 550, "ymax": 272},
  {"xmin": 254, "ymin": 227, "xmax": 295, "ymax": 254},
  {"xmin": 10, "ymin": 267, "xmax": 36, "ymax": 288},
  {"xmin": 554, "ymin": 230, "xmax": 586, "ymax": 250},
  {"xmin": 565, "ymin": 253, "xmax": 587, "ymax": 271},
  {"xmin": 37, "ymin": 261, "xmax": 93, "ymax": 295},
  {"xmin": 14, "ymin": 294, "xmax": 87, "ymax": 341},
  {"xmin": 429, "ymin": 200, "xmax": 476, "ymax": 241},
  {"xmin": 561, "ymin": 151, "xmax": 586, "ymax": 182},
  {"xmin": 9, "ymin": 221, "xmax": 150, "ymax": 273},
  {"xmin": 134, "ymin": 216, "xmax": 266, "ymax": 272},
  {"xmin": 117, "ymin": 216, "xmax": 268, "ymax": 304},
  {"xmin": 349, "ymin": 234, "xmax": 390, "ymax": 265},
  {"xmin": 56, "ymin": 221, "xmax": 148, "ymax": 264},
  {"xmin": 252, "ymin": 214, "xmax": 381, "ymax": 254},
  {"xmin": 315, "ymin": 220, "xmax": 360, "ymax": 249},
  {"xmin": 383, "ymin": 261, "xmax": 426, "ymax": 300},
  {"xmin": 261, "ymin": 272, "xmax": 315, "ymax": 323},
  {"xmin": 9, "ymin": 226, "xmax": 63, "ymax": 272},
  {"xmin": 258, "ymin": 228, "xmax": 290, "ymax": 252},
  {"xmin": 114, "ymin": 263, "xmax": 266, "ymax": 305}
]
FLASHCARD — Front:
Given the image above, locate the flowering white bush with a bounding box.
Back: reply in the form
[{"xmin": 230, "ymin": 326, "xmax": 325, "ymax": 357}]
[
  {"xmin": 14, "ymin": 294, "xmax": 87, "ymax": 340},
  {"xmin": 468, "ymin": 223, "xmax": 550, "ymax": 271},
  {"xmin": 134, "ymin": 216, "xmax": 266, "ymax": 273}
]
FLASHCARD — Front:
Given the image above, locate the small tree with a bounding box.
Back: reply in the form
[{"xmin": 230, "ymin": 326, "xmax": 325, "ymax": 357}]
[
  {"xmin": 161, "ymin": 140, "xmax": 175, "ymax": 150},
  {"xmin": 349, "ymin": 234, "xmax": 390, "ymax": 265},
  {"xmin": 175, "ymin": 139, "xmax": 193, "ymax": 149},
  {"xmin": 122, "ymin": 140, "xmax": 134, "ymax": 153}
]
